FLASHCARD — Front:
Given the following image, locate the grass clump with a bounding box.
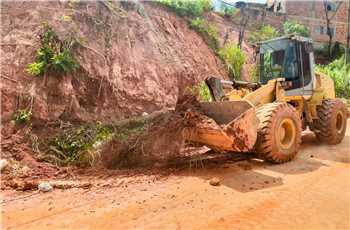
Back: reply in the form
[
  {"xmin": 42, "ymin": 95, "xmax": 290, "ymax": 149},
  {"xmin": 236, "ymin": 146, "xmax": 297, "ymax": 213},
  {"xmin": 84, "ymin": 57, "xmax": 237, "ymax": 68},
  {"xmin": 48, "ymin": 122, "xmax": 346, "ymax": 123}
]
[
  {"xmin": 13, "ymin": 109, "xmax": 32, "ymax": 124},
  {"xmin": 218, "ymin": 44, "xmax": 246, "ymax": 80},
  {"xmin": 316, "ymin": 56, "xmax": 350, "ymax": 99},
  {"xmin": 189, "ymin": 18, "xmax": 219, "ymax": 50},
  {"xmin": 248, "ymin": 25, "xmax": 279, "ymax": 44},
  {"xmin": 157, "ymin": 0, "xmax": 212, "ymax": 17},
  {"xmin": 26, "ymin": 24, "xmax": 79, "ymax": 76},
  {"xmin": 45, "ymin": 123, "xmax": 112, "ymax": 166}
]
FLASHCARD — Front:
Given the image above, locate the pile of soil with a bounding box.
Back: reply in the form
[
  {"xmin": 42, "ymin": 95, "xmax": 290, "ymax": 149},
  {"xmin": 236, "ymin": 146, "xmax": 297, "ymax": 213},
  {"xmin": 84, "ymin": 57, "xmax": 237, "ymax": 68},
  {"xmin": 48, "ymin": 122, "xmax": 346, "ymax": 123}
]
[
  {"xmin": 101, "ymin": 94, "xmax": 203, "ymax": 168},
  {"xmin": 0, "ymin": 123, "xmax": 60, "ymax": 190}
]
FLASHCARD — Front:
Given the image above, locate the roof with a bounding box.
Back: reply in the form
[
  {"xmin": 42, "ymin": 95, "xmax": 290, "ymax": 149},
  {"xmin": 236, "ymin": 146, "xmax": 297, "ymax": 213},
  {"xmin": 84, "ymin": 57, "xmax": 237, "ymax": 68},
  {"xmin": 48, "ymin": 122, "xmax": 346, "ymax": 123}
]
[{"xmin": 258, "ymin": 34, "xmax": 313, "ymax": 45}]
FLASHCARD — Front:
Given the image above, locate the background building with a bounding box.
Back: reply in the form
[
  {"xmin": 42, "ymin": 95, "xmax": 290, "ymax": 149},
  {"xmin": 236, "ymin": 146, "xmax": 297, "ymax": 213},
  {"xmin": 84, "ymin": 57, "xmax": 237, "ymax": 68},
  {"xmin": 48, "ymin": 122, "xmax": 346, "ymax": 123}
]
[{"xmin": 265, "ymin": 0, "xmax": 349, "ymax": 45}]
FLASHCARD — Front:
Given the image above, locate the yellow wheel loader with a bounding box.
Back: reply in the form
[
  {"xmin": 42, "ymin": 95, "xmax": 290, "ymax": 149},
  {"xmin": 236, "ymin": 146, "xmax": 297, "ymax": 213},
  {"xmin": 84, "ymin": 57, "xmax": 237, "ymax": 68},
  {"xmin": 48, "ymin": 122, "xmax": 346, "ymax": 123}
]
[{"xmin": 183, "ymin": 35, "xmax": 348, "ymax": 163}]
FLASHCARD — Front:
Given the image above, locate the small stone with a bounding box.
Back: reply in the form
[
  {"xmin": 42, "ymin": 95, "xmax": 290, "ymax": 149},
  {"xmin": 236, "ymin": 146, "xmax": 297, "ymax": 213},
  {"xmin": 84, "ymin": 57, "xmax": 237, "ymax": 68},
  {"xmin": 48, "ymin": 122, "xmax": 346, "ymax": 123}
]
[
  {"xmin": 0, "ymin": 159, "xmax": 8, "ymax": 171},
  {"xmin": 209, "ymin": 177, "xmax": 220, "ymax": 186},
  {"xmin": 142, "ymin": 112, "xmax": 149, "ymax": 116},
  {"xmin": 38, "ymin": 182, "xmax": 53, "ymax": 192}
]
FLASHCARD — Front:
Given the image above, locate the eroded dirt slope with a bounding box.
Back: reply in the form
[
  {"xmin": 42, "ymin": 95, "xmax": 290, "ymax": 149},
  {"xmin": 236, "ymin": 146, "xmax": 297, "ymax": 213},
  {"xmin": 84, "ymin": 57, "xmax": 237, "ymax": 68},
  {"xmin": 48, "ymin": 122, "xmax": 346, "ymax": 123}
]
[{"xmin": 1, "ymin": 1, "xmax": 228, "ymax": 124}]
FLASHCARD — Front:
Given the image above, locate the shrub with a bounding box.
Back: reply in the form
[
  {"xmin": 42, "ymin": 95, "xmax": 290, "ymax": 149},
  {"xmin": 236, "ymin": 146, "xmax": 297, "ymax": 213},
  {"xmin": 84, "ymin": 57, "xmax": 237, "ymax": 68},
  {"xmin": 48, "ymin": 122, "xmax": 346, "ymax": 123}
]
[
  {"xmin": 219, "ymin": 6, "xmax": 237, "ymax": 18},
  {"xmin": 185, "ymin": 81, "xmax": 212, "ymax": 102},
  {"xmin": 13, "ymin": 109, "xmax": 32, "ymax": 124},
  {"xmin": 248, "ymin": 25, "xmax": 279, "ymax": 43},
  {"xmin": 26, "ymin": 24, "xmax": 79, "ymax": 76},
  {"xmin": 316, "ymin": 56, "xmax": 350, "ymax": 99},
  {"xmin": 198, "ymin": 81, "xmax": 212, "ymax": 102},
  {"xmin": 283, "ymin": 20, "xmax": 310, "ymax": 37},
  {"xmin": 218, "ymin": 44, "xmax": 246, "ymax": 80},
  {"xmin": 330, "ymin": 42, "xmax": 349, "ymax": 60},
  {"xmin": 189, "ymin": 18, "xmax": 219, "ymax": 50},
  {"xmin": 248, "ymin": 64, "xmax": 259, "ymax": 82},
  {"xmin": 45, "ymin": 123, "xmax": 112, "ymax": 166},
  {"xmin": 157, "ymin": 0, "xmax": 212, "ymax": 17}
]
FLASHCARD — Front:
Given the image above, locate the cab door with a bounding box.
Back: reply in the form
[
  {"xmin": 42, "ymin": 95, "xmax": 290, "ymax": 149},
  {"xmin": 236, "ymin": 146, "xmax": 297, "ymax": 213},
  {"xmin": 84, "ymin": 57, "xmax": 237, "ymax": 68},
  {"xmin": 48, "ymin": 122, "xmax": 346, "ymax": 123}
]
[{"xmin": 283, "ymin": 41, "xmax": 313, "ymax": 97}]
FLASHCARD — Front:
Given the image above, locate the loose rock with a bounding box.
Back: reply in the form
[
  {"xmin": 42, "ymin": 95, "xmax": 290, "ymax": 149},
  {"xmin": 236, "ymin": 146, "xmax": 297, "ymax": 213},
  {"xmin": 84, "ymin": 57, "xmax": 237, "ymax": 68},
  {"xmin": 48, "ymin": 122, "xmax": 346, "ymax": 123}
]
[
  {"xmin": 38, "ymin": 182, "xmax": 53, "ymax": 192},
  {"xmin": 209, "ymin": 177, "xmax": 220, "ymax": 186},
  {"xmin": 0, "ymin": 159, "xmax": 9, "ymax": 171}
]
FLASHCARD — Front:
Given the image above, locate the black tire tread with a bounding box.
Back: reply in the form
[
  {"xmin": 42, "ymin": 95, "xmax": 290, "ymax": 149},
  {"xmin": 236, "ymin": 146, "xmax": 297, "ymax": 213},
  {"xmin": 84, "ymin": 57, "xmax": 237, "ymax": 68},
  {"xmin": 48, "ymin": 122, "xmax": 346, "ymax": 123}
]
[
  {"xmin": 256, "ymin": 103, "xmax": 302, "ymax": 163},
  {"xmin": 314, "ymin": 99, "xmax": 347, "ymax": 144}
]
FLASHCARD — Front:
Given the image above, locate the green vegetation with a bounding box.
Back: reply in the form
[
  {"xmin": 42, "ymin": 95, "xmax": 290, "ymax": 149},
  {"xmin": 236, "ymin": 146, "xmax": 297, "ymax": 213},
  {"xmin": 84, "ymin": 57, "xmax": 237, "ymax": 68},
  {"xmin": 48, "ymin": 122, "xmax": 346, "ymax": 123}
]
[
  {"xmin": 283, "ymin": 20, "xmax": 310, "ymax": 37},
  {"xmin": 189, "ymin": 18, "xmax": 220, "ymax": 50},
  {"xmin": 219, "ymin": 6, "xmax": 237, "ymax": 18},
  {"xmin": 218, "ymin": 44, "xmax": 246, "ymax": 80},
  {"xmin": 157, "ymin": 0, "xmax": 212, "ymax": 17},
  {"xmin": 46, "ymin": 123, "xmax": 112, "ymax": 166},
  {"xmin": 13, "ymin": 109, "xmax": 32, "ymax": 124},
  {"xmin": 248, "ymin": 64, "xmax": 259, "ymax": 82},
  {"xmin": 198, "ymin": 81, "xmax": 212, "ymax": 102},
  {"xmin": 185, "ymin": 80, "xmax": 212, "ymax": 102},
  {"xmin": 316, "ymin": 56, "xmax": 350, "ymax": 99},
  {"xmin": 26, "ymin": 24, "xmax": 79, "ymax": 76},
  {"xmin": 114, "ymin": 125, "xmax": 145, "ymax": 140},
  {"xmin": 248, "ymin": 25, "xmax": 279, "ymax": 43}
]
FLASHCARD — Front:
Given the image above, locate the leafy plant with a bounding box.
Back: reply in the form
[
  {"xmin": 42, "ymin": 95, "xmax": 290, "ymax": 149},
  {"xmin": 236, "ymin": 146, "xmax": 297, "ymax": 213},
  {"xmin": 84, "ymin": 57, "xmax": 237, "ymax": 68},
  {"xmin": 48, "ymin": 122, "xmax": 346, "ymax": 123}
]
[
  {"xmin": 157, "ymin": 0, "xmax": 212, "ymax": 17},
  {"xmin": 316, "ymin": 56, "xmax": 350, "ymax": 99},
  {"xmin": 26, "ymin": 62, "xmax": 45, "ymax": 76},
  {"xmin": 26, "ymin": 24, "xmax": 79, "ymax": 76},
  {"xmin": 248, "ymin": 25, "xmax": 279, "ymax": 43},
  {"xmin": 189, "ymin": 18, "xmax": 219, "ymax": 50},
  {"xmin": 218, "ymin": 44, "xmax": 246, "ymax": 80},
  {"xmin": 51, "ymin": 49, "xmax": 79, "ymax": 73},
  {"xmin": 185, "ymin": 81, "xmax": 212, "ymax": 102},
  {"xmin": 219, "ymin": 6, "xmax": 237, "ymax": 18},
  {"xmin": 14, "ymin": 109, "xmax": 32, "ymax": 124},
  {"xmin": 248, "ymin": 64, "xmax": 259, "ymax": 82},
  {"xmin": 198, "ymin": 81, "xmax": 212, "ymax": 102},
  {"xmin": 283, "ymin": 20, "xmax": 310, "ymax": 37},
  {"xmin": 45, "ymin": 123, "xmax": 112, "ymax": 166}
]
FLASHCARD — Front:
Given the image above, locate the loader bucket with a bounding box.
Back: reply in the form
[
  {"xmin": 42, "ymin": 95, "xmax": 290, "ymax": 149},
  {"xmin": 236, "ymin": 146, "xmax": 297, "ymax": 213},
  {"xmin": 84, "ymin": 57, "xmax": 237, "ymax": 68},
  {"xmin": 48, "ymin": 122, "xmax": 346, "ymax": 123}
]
[{"xmin": 183, "ymin": 100, "xmax": 259, "ymax": 152}]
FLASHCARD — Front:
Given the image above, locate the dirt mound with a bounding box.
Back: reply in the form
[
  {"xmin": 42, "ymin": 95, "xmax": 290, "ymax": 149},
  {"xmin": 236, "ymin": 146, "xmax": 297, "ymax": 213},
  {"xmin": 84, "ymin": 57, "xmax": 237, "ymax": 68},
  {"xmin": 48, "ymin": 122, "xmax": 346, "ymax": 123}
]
[
  {"xmin": 101, "ymin": 94, "xmax": 202, "ymax": 169},
  {"xmin": 1, "ymin": 125, "xmax": 59, "ymax": 190}
]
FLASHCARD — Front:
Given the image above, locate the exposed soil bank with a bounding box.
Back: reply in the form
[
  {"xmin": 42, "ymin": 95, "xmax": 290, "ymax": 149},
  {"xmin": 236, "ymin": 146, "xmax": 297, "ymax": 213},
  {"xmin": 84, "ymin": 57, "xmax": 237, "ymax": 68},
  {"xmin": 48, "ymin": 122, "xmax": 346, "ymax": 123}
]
[{"xmin": 1, "ymin": 1, "xmax": 228, "ymax": 124}]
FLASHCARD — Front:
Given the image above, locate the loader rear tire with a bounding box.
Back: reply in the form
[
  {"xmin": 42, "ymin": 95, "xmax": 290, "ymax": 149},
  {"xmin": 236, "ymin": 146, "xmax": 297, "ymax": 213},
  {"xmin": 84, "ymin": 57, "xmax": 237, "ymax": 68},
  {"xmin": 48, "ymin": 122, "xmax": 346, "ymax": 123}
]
[
  {"xmin": 255, "ymin": 103, "xmax": 302, "ymax": 163},
  {"xmin": 314, "ymin": 99, "xmax": 347, "ymax": 144}
]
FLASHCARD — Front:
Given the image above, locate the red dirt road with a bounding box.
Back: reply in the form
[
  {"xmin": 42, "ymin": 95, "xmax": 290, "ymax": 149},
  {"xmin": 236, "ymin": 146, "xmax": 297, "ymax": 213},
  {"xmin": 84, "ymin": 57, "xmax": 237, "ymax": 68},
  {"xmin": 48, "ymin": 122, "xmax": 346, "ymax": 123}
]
[{"xmin": 2, "ymin": 121, "xmax": 349, "ymax": 229}]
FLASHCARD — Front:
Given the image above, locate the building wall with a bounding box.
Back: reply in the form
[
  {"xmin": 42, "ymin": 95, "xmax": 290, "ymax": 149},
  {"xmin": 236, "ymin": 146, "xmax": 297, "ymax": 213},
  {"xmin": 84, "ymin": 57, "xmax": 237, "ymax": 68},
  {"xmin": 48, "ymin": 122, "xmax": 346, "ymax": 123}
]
[{"xmin": 265, "ymin": 0, "xmax": 349, "ymax": 45}]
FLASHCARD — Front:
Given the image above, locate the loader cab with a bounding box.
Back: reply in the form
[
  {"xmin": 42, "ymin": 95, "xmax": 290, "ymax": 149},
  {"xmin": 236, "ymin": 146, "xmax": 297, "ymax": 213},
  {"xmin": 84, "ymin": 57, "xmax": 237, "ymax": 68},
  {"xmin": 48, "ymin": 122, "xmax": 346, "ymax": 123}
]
[{"xmin": 257, "ymin": 35, "xmax": 315, "ymax": 97}]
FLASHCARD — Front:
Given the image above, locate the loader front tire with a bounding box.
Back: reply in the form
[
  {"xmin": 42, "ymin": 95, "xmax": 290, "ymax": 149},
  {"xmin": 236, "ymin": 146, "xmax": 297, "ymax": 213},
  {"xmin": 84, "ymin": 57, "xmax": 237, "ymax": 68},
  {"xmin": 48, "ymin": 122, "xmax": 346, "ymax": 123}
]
[
  {"xmin": 314, "ymin": 99, "xmax": 347, "ymax": 144},
  {"xmin": 255, "ymin": 103, "xmax": 302, "ymax": 163}
]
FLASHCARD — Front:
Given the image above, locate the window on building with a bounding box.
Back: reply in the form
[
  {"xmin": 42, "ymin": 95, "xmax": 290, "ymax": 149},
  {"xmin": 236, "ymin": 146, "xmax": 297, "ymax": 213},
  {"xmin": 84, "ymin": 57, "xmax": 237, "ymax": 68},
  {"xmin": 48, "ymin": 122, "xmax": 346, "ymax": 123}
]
[
  {"xmin": 326, "ymin": 1, "xmax": 337, "ymax": 12},
  {"xmin": 329, "ymin": 27, "xmax": 336, "ymax": 36},
  {"xmin": 315, "ymin": 25, "xmax": 336, "ymax": 36}
]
